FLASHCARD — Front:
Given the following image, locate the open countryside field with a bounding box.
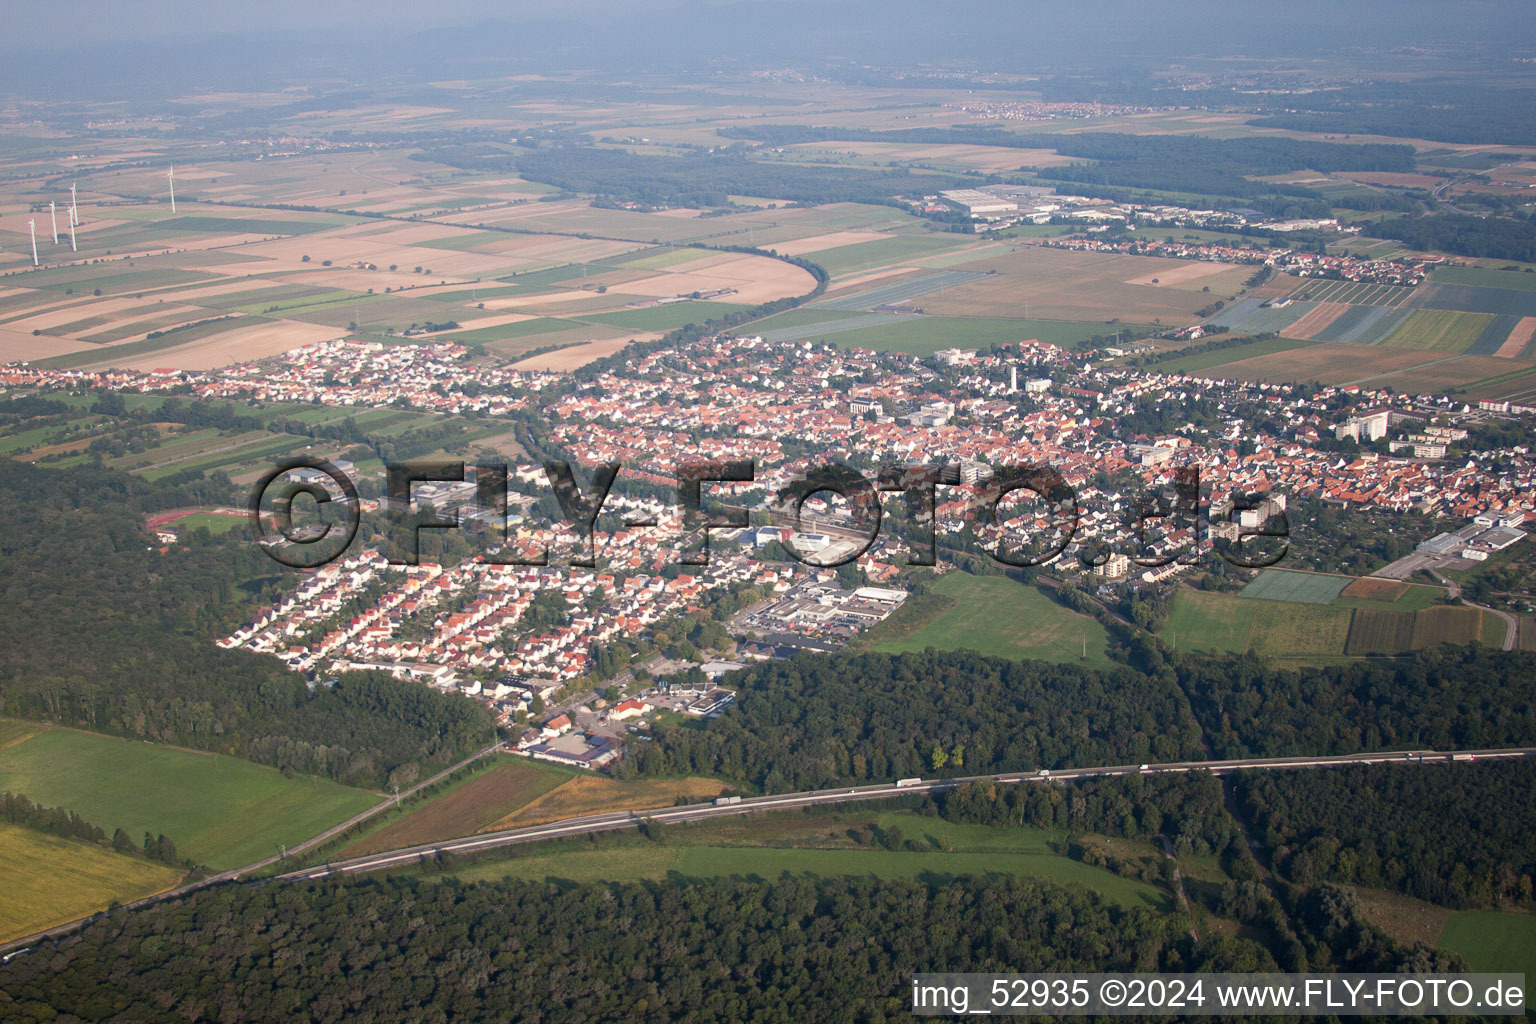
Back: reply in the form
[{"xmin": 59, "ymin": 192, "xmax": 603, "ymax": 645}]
[
  {"xmin": 0, "ymin": 173, "xmax": 816, "ymax": 371},
  {"xmin": 484, "ymin": 772, "xmax": 732, "ymax": 830},
  {"xmin": 1381, "ymin": 309, "xmax": 1497, "ymax": 353},
  {"xmin": 920, "ymin": 246, "xmax": 1251, "ymax": 325},
  {"xmin": 870, "ymin": 573, "xmax": 1113, "ymax": 667},
  {"xmin": 337, "ymin": 757, "xmax": 569, "ymax": 857},
  {"xmin": 0, "ymin": 721, "xmax": 379, "ymax": 870},
  {"xmin": 816, "ymin": 315, "xmax": 1114, "ymax": 355},
  {"xmin": 0, "ymin": 824, "xmax": 183, "ymax": 943},
  {"xmin": 437, "ymin": 809, "xmax": 1168, "ymax": 911},
  {"xmin": 1437, "ymin": 912, "xmax": 1536, "ymax": 980},
  {"xmin": 1162, "ymin": 588, "xmax": 1354, "ymax": 659}
]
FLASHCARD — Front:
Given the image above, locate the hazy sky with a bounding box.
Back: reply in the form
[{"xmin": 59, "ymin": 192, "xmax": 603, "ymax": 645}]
[
  {"xmin": 10, "ymin": 0, "xmax": 654, "ymax": 47},
  {"xmin": 4, "ymin": 1, "xmax": 1534, "ymax": 98}
]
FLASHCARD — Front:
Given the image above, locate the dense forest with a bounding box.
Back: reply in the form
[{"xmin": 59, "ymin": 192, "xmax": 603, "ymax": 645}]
[
  {"xmin": 0, "ymin": 872, "xmax": 1288, "ymax": 1023},
  {"xmin": 938, "ymin": 771, "xmax": 1242, "ymax": 861},
  {"xmin": 1365, "ymin": 212, "xmax": 1536, "ymax": 262},
  {"xmin": 1236, "ymin": 760, "xmax": 1536, "ymax": 909},
  {"xmin": 624, "ymin": 649, "xmax": 1204, "ymax": 790},
  {"xmin": 720, "ymin": 126, "xmax": 1414, "ymax": 202},
  {"xmin": 1176, "ymin": 647, "xmax": 1536, "ymax": 758},
  {"xmin": 0, "ymin": 460, "xmax": 492, "ymax": 789},
  {"xmin": 510, "ymin": 145, "xmax": 975, "ymax": 208},
  {"xmin": 1245, "ymin": 84, "xmax": 1536, "ymax": 147}
]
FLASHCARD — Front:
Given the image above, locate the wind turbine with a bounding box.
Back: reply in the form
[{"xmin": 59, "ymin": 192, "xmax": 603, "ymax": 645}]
[
  {"xmin": 49, "ymin": 201, "xmax": 58, "ymax": 244},
  {"xmin": 167, "ymin": 163, "xmax": 177, "ymax": 213},
  {"xmin": 29, "ymin": 220, "xmax": 39, "ymax": 266},
  {"xmin": 69, "ymin": 215, "xmax": 77, "ymax": 253},
  {"xmin": 70, "ymin": 182, "xmax": 78, "ymax": 226}
]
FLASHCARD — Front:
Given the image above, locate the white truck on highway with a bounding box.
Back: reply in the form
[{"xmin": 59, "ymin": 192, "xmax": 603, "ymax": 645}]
[{"xmin": 894, "ymin": 778, "xmax": 923, "ymax": 788}]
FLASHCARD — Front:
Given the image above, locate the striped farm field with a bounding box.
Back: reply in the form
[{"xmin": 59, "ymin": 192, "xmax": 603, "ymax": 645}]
[
  {"xmin": 1293, "ymin": 279, "xmax": 1413, "ymax": 306},
  {"xmin": 1380, "ymin": 309, "xmax": 1497, "ymax": 353},
  {"xmin": 1493, "ymin": 316, "xmax": 1536, "ymax": 358},
  {"xmin": 1343, "ymin": 605, "xmax": 1497, "ymax": 656},
  {"xmin": 1284, "ymin": 301, "xmax": 1351, "ymax": 340}
]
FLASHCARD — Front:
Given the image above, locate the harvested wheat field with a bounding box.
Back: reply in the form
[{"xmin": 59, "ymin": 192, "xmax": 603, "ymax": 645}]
[
  {"xmin": 1285, "ymin": 301, "xmax": 1353, "ymax": 340},
  {"xmin": 772, "ymin": 230, "xmax": 895, "ymax": 256},
  {"xmin": 510, "ymin": 333, "xmax": 664, "ymax": 371},
  {"xmin": 101, "ymin": 320, "xmax": 339, "ymax": 371},
  {"xmin": 1123, "ymin": 261, "xmax": 1237, "ymax": 288},
  {"xmin": 1494, "ymin": 317, "xmax": 1536, "ymax": 358}
]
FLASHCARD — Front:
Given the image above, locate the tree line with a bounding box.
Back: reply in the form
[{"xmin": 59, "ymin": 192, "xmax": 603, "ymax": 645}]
[
  {"xmin": 1236, "ymin": 760, "xmax": 1535, "ymax": 909},
  {"xmin": 623, "ymin": 648, "xmax": 1205, "ymax": 791}
]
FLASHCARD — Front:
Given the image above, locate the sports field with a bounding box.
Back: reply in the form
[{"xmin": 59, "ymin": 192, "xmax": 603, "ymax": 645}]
[
  {"xmin": 871, "ymin": 573, "xmax": 1113, "ymax": 667},
  {"xmin": 0, "ymin": 721, "xmax": 380, "ymax": 870},
  {"xmin": 1238, "ymin": 569, "xmax": 1351, "ymax": 605},
  {"xmin": 0, "ymin": 824, "xmax": 182, "ymax": 943}
]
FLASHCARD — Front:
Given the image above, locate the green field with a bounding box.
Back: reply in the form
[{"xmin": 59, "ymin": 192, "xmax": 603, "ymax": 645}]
[
  {"xmin": 0, "ymin": 823, "xmax": 182, "ymax": 943},
  {"xmin": 807, "ymin": 235, "xmax": 973, "ymax": 276},
  {"xmin": 817, "ymin": 315, "xmax": 1113, "ymax": 356},
  {"xmin": 0, "ymin": 721, "xmax": 380, "ymax": 870},
  {"xmin": 870, "ymin": 573, "xmax": 1113, "ymax": 667},
  {"xmin": 1238, "ymin": 569, "xmax": 1351, "ymax": 605},
  {"xmin": 165, "ymin": 511, "xmax": 252, "ymax": 536},
  {"xmin": 1160, "ymin": 337, "xmax": 1317, "ymax": 373},
  {"xmin": 578, "ymin": 301, "xmax": 752, "ymax": 331},
  {"xmin": 615, "ymin": 246, "xmax": 716, "ymax": 270},
  {"xmin": 1163, "ymin": 588, "xmax": 1354, "ymax": 659},
  {"xmin": 1437, "ymin": 911, "xmax": 1536, "ymax": 979},
  {"xmin": 1381, "ymin": 309, "xmax": 1497, "ymax": 352},
  {"xmin": 1432, "ymin": 266, "xmax": 1536, "ymax": 293},
  {"xmin": 437, "ymin": 810, "xmax": 1167, "ymax": 911}
]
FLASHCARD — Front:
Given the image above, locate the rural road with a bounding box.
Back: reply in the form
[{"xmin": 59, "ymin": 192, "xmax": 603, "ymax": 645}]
[{"xmin": 276, "ymin": 746, "xmax": 1535, "ymax": 882}]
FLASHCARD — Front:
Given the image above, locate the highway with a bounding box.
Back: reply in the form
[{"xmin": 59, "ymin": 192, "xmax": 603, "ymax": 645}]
[{"xmin": 275, "ymin": 746, "xmax": 1535, "ymax": 882}]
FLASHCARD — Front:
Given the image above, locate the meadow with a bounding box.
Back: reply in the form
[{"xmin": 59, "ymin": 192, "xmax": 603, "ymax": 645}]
[
  {"xmin": 1162, "ymin": 588, "xmax": 1353, "ymax": 660},
  {"xmin": 434, "ymin": 808, "xmax": 1168, "ymax": 912},
  {"xmin": 870, "ymin": 573, "xmax": 1113, "ymax": 667},
  {"xmin": 0, "ymin": 721, "xmax": 380, "ymax": 870},
  {"xmin": 818, "ymin": 315, "xmax": 1112, "ymax": 356},
  {"xmin": 1437, "ymin": 911, "xmax": 1536, "ymax": 980},
  {"xmin": 0, "ymin": 824, "xmax": 182, "ymax": 943}
]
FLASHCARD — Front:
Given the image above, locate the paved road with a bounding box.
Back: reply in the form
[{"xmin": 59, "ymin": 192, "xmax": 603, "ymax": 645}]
[{"xmin": 277, "ymin": 746, "xmax": 1535, "ymax": 882}]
